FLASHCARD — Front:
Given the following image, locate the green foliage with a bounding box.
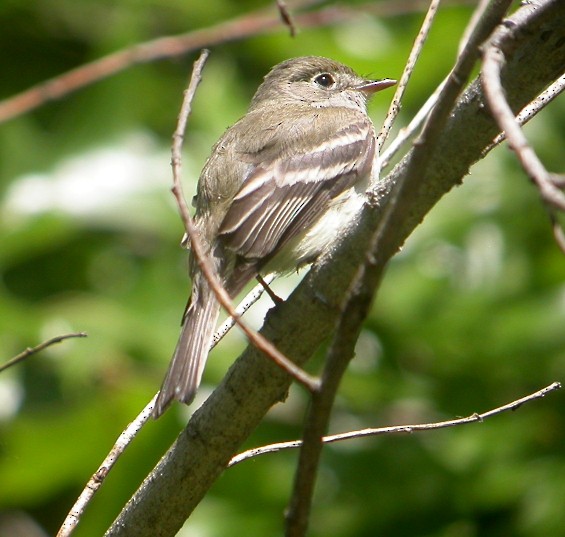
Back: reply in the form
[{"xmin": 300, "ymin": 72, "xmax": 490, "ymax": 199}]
[{"xmin": 0, "ymin": 2, "xmax": 564, "ymax": 536}]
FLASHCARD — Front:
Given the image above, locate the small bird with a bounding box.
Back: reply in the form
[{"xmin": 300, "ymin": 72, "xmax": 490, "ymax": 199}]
[{"xmin": 152, "ymin": 56, "xmax": 395, "ymax": 418}]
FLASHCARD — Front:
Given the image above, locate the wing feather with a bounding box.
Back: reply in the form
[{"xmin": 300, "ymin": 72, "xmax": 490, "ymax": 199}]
[{"xmin": 218, "ymin": 115, "xmax": 375, "ymax": 261}]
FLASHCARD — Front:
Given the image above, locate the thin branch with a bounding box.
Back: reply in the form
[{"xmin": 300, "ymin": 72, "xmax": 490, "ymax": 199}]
[
  {"xmin": 213, "ymin": 274, "xmax": 276, "ymax": 345},
  {"xmin": 371, "ymin": 0, "xmax": 513, "ymax": 245},
  {"xmin": 57, "ymin": 275, "xmax": 274, "ymax": 536},
  {"xmin": 551, "ymin": 213, "xmax": 565, "ymax": 255},
  {"xmin": 482, "ymin": 45, "xmax": 565, "ymax": 212},
  {"xmin": 0, "ymin": 0, "xmax": 472, "ymax": 125},
  {"xmin": 0, "ymin": 3, "xmax": 282, "ymax": 124},
  {"xmin": 379, "ymin": 0, "xmax": 493, "ymax": 171},
  {"xmin": 284, "ymin": 264, "xmax": 369, "ymax": 536},
  {"xmin": 0, "ymin": 332, "xmax": 87, "ymax": 374},
  {"xmin": 483, "ymin": 73, "xmax": 565, "ymax": 155},
  {"xmin": 376, "ymin": 0, "xmax": 441, "ymax": 158},
  {"xmin": 409, "ymin": 0, "xmax": 512, "ymax": 149},
  {"xmin": 57, "ymin": 55, "xmax": 280, "ymax": 537},
  {"xmin": 457, "ymin": 0, "xmax": 491, "ymax": 54},
  {"xmin": 170, "ymin": 52, "xmax": 319, "ymax": 393},
  {"xmin": 57, "ymin": 396, "xmax": 156, "ymax": 537},
  {"xmin": 231, "ymin": 382, "xmax": 562, "ymax": 466},
  {"xmin": 277, "ymin": 0, "xmax": 298, "ymax": 37},
  {"xmin": 285, "ymin": 2, "xmax": 516, "ymax": 534},
  {"xmin": 379, "ymin": 75, "xmax": 448, "ymax": 169},
  {"xmin": 481, "ymin": 13, "xmax": 565, "ymax": 254}
]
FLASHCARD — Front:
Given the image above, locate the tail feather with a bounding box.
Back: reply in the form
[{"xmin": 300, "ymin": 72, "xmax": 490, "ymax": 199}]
[{"xmin": 152, "ymin": 282, "xmax": 220, "ymax": 418}]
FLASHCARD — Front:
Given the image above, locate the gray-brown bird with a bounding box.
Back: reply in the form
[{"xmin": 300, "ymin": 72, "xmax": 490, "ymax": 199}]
[{"xmin": 152, "ymin": 56, "xmax": 395, "ymax": 418}]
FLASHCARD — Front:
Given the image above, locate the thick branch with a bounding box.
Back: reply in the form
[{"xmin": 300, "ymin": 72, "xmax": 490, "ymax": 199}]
[{"xmin": 105, "ymin": 2, "xmax": 565, "ymax": 535}]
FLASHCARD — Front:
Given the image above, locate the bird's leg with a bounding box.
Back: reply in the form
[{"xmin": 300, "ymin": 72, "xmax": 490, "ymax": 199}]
[{"xmin": 256, "ymin": 274, "xmax": 283, "ymax": 304}]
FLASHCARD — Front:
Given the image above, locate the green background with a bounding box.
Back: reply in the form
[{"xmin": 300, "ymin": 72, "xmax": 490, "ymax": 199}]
[{"xmin": 0, "ymin": 1, "xmax": 564, "ymax": 536}]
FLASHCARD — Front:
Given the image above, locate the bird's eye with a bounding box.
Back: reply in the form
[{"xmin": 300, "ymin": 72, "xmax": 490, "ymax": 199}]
[{"xmin": 314, "ymin": 73, "xmax": 335, "ymax": 88}]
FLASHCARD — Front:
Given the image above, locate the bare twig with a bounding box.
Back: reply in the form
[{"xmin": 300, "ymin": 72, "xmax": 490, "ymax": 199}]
[
  {"xmin": 458, "ymin": 0, "xmax": 490, "ymax": 54},
  {"xmin": 551, "ymin": 213, "xmax": 565, "ymax": 255},
  {"xmin": 0, "ymin": 332, "xmax": 87, "ymax": 374},
  {"xmin": 170, "ymin": 52, "xmax": 319, "ymax": 393},
  {"xmin": 379, "ymin": 75, "xmax": 448, "ymax": 169},
  {"xmin": 372, "ymin": 0, "xmax": 513, "ymax": 243},
  {"xmin": 255, "ymin": 274, "xmax": 284, "ymax": 304},
  {"xmin": 376, "ymin": 0, "xmax": 441, "ymax": 158},
  {"xmin": 57, "ymin": 396, "xmax": 155, "ymax": 537},
  {"xmin": 481, "ymin": 10, "xmax": 565, "ymax": 253},
  {"xmin": 213, "ymin": 274, "xmax": 276, "ymax": 345},
  {"xmin": 483, "ymin": 73, "xmax": 565, "ymax": 155},
  {"xmin": 277, "ymin": 0, "xmax": 298, "ymax": 37},
  {"xmin": 285, "ymin": 262, "xmax": 370, "ymax": 536},
  {"xmin": 57, "ymin": 55, "xmax": 278, "ymax": 537},
  {"xmin": 379, "ymin": 0, "xmax": 494, "ymax": 171},
  {"xmin": 231, "ymin": 382, "xmax": 562, "ymax": 466},
  {"xmin": 482, "ymin": 44, "xmax": 565, "ymax": 212},
  {"xmin": 0, "ymin": 0, "xmax": 473, "ymax": 125},
  {"xmin": 57, "ymin": 274, "xmax": 275, "ymax": 537}
]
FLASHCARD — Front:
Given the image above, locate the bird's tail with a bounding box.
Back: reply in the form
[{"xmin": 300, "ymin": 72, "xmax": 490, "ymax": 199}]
[{"xmin": 152, "ymin": 279, "xmax": 220, "ymax": 418}]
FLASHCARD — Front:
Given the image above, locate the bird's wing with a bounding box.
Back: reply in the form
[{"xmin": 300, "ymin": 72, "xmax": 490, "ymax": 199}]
[{"xmin": 218, "ymin": 115, "xmax": 375, "ymax": 261}]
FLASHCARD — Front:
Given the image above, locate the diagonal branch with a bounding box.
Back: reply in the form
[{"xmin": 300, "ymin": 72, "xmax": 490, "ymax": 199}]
[
  {"xmin": 0, "ymin": 332, "xmax": 87, "ymax": 374},
  {"xmin": 57, "ymin": 277, "xmax": 273, "ymax": 537},
  {"xmin": 376, "ymin": 0, "xmax": 441, "ymax": 156},
  {"xmin": 481, "ymin": 21, "xmax": 565, "ymax": 212},
  {"xmin": 104, "ymin": 3, "xmax": 565, "ymax": 536},
  {"xmin": 481, "ymin": 9, "xmax": 565, "ymax": 252},
  {"xmin": 230, "ymin": 382, "xmax": 562, "ymax": 466},
  {"xmin": 484, "ymin": 73, "xmax": 565, "ymax": 154},
  {"xmin": 0, "ymin": 0, "xmax": 470, "ymax": 125}
]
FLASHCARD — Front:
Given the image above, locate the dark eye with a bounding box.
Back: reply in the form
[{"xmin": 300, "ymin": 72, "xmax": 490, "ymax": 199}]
[{"xmin": 314, "ymin": 73, "xmax": 335, "ymax": 88}]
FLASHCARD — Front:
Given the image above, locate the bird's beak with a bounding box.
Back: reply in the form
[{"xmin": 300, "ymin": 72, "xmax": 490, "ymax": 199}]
[{"xmin": 355, "ymin": 78, "xmax": 397, "ymax": 94}]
